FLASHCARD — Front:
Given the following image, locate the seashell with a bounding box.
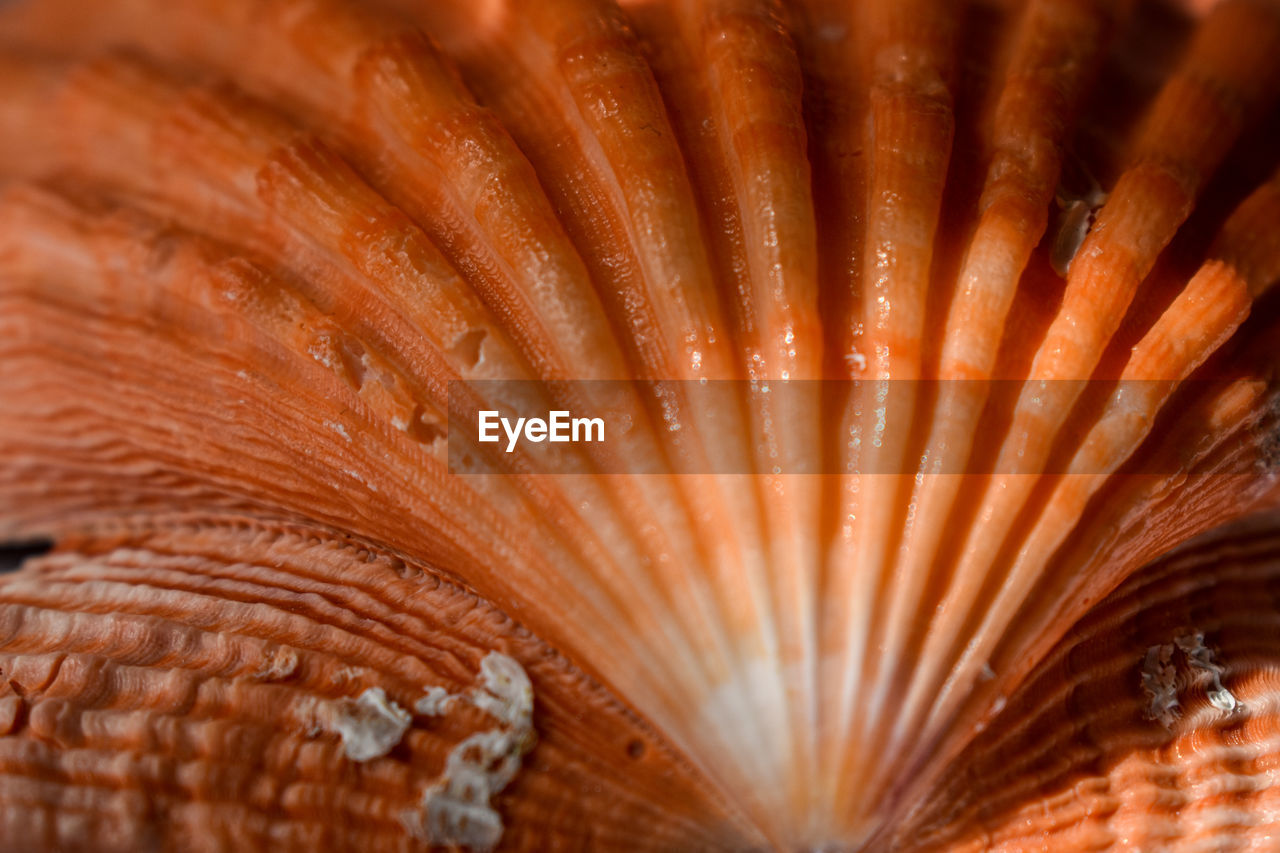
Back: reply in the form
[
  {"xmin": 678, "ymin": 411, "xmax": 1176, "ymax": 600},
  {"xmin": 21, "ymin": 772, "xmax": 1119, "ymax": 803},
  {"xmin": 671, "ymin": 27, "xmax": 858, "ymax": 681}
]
[{"xmin": 0, "ymin": 0, "xmax": 1277, "ymax": 850}]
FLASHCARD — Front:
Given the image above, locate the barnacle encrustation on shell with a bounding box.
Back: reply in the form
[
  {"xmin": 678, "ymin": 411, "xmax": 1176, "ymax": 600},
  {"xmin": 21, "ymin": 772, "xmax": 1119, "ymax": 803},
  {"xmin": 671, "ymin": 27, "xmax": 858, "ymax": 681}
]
[{"xmin": 0, "ymin": 0, "xmax": 1279, "ymax": 850}]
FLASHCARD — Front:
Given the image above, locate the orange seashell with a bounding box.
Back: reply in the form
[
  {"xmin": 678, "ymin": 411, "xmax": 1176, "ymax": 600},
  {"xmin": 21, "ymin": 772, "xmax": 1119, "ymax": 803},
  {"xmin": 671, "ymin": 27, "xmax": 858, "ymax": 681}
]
[{"xmin": 0, "ymin": 0, "xmax": 1278, "ymax": 850}]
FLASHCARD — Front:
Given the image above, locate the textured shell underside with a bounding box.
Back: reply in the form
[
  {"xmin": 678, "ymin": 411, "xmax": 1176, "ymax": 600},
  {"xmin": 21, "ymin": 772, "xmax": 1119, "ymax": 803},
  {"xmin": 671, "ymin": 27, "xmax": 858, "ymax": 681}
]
[{"xmin": 1, "ymin": 0, "xmax": 1279, "ymax": 850}]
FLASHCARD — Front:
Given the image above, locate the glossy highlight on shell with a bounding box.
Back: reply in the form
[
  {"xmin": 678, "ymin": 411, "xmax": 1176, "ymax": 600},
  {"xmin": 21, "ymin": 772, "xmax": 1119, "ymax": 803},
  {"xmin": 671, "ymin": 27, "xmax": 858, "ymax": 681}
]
[{"xmin": 0, "ymin": 0, "xmax": 1279, "ymax": 850}]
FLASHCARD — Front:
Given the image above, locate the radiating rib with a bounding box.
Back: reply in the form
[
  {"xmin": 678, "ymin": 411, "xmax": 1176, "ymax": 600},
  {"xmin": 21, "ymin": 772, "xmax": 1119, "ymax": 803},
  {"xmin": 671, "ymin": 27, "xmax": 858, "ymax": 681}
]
[
  {"xmin": 887, "ymin": 0, "xmax": 1280, "ymax": 774},
  {"xmin": 877, "ymin": 353, "xmax": 1280, "ymax": 843},
  {"xmin": 873, "ymin": 0, "xmax": 1120, "ymax": 774},
  {"xmin": 0, "ymin": 0, "xmax": 628, "ymax": 382},
  {"xmin": 0, "ymin": 0, "xmax": 736, "ymax": 661},
  {"xmin": 0, "ymin": 0, "xmax": 1276, "ymax": 849},
  {"xmin": 0, "ymin": 54, "xmax": 723, "ymax": 678},
  {"xmin": 378, "ymin": 0, "xmax": 795, "ymax": 835},
  {"xmin": 0, "ymin": 187, "xmax": 648, "ymax": 670},
  {"xmin": 2, "ymin": 41, "xmax": 742, "ymax": 630},
  {"xmin": 0, "ymin": 36, "xmax": 795, "ymax": 838},
  {"xmin": 946, "ymin": 165, "xmax": 1280, "ymax": 729},
  {"xmin": 789, "ymin": 2, "xmax": 871, "ymax": 826},
  {"xmin": 0, "ymin": 185, "xmax": 762, "ymax": 820},
  {"xmin": 824, "ymin": 0, "xmax": 958, "ymax": 827},
  {"xmin": 924, "ymin": 181, "xmax": 1280, "ymax": 771},
  {"xmin": 615, "ymin": 0, "xmax": 824, "ymax": 830}
]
